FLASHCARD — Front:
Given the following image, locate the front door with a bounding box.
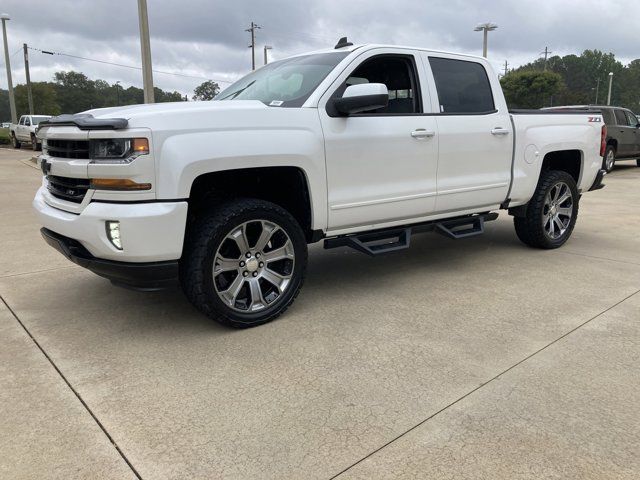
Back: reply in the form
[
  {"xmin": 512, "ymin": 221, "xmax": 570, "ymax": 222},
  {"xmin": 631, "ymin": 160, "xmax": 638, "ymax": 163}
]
[
  {"xmin": 319, "ymin": 51, "xmax": 438, "ymax": 231},
  {"xmin": 423, "ymin": 54, "xmax": 513, "ymax": 213}
]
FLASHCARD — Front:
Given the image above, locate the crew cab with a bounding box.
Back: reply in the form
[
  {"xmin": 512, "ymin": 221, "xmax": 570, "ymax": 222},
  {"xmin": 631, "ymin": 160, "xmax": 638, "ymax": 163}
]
[
  {"xmin": 545, "ymin": 105, "xmax": 640, "ymax": 171},
  {"xmin": 33, "ymin": 40, "xmax": 606, "ymax": 328},
  {"xmin": 11, "ymin": 114, "xmax": 52, "ymax": 150}
]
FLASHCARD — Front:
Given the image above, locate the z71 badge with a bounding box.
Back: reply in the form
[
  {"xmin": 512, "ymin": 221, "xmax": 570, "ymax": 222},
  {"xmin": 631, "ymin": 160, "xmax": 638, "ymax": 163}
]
[{"xmin": 588, "ymin": 116, "xmax": 602, "ymax": 122}]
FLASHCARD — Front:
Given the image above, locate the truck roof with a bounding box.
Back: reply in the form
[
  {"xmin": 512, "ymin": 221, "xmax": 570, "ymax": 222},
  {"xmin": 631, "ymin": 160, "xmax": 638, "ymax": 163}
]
[{"xmin": 298, "ymin": 43, "xmax": 488, "ymax": 63}]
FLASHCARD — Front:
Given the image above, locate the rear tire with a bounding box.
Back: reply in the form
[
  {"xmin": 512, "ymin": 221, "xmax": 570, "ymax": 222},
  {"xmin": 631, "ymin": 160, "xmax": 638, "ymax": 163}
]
[
  {"xmin": 636, "ymin": 159, "xmax": 640, "ymax": 167},
  {"xmin": 180, "ymin": 198, "xmax": 307, "ymax": 328},
  {"xmin": 11, "ymin": 133, "xmax": 21, "ymax": 149},
  {"xmin": 31, "ymin": 134, "xmax": 39, "ymax": 151},
  {"xmin": 514, "ymin": 170, "xmax": 579, "ymax": 249},
  {"xmin": 602, "ymin": 145, "xmax": 615, "ymax": 173}
]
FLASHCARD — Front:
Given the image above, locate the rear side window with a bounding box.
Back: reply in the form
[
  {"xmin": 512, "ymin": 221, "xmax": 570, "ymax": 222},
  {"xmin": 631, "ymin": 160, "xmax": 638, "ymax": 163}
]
[
  {"xmin": 614, "ymin": 109, "xmax": 627, "ymax": 125},
  {"xmin": 600, "ymin": 108, "xmax": 615, "ymax": 125},
  {"xmin": 625, "ymin": 111, "xmax": 638, "ymax": 126},
  {"xmin": 429, "ymin": 57, "xmax": 495, "ymax": 114}
]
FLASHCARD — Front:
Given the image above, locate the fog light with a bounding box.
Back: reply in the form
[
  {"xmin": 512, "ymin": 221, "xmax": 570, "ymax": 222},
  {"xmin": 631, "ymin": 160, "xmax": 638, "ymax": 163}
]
[{"xmin": 106, "ymin": 221, "xmax": 122, "ymax": 250}]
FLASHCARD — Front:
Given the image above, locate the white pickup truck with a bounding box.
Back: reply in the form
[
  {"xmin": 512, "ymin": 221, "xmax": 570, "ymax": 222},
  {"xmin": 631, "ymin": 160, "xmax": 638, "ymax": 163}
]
[
  {"xmin": 33, "ymin": 40, "xmax": 607, "ymax": 328},
  {"xmin": 11, "ymin": 114, "xmax": 52, "ymax": 150}
]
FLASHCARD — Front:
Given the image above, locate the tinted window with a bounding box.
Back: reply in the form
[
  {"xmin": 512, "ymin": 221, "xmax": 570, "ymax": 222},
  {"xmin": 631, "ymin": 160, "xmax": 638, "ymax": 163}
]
[
  {"xmin": 429, "ymin": 57, "xmax": 495, "ymax": 113},
  {"xmin": 24, "ymin": 117, "xmax": 31, "ymax": 126},
  {"xmin": 614, "ymin": 109, "xmax": 627, "ymax": 125},
  {"xmin": 19, "ymin": 116, "xmax": 25, "ymax": 125},
  {"xmin": 600, "ymin": 108, "xmax": 615, "ymax": 125},
  {"xmin": 625, "ymin": 111, "xmax": 638, "ymax": 126},
  {"xmin": 343, "ymin": 55, "xmax": 421, "ymax": 114}
]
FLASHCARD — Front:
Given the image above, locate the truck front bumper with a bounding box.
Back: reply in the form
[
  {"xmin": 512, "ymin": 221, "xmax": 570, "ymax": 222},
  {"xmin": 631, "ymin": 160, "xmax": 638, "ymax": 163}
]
[
  {"xmin": 33, "ymin": 186, "xmax": 188, "ymax": 289},
  {"xmin": 41, "ymin": 228, "xmax": 178, "ymax": 290}
]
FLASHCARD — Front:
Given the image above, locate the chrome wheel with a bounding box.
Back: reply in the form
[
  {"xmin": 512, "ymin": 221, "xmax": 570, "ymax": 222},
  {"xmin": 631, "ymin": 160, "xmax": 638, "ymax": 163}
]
[
  {"xmin": 606, "ymin": 149, "xmax": 615, "ymax": 171},
  {"xmin": 213, "ymin": 220, "xmax": 295, "ymax": 312},
  {"xmin": 543, "ymin": 182, "xmax": 573, "ymax": 240}
]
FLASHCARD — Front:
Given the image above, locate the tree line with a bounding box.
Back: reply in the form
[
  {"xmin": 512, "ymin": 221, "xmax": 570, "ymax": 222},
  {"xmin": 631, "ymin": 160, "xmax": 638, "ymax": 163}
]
[{"xmin": 500, "ymin": 50, "xmax": 640, "ymax": 112}]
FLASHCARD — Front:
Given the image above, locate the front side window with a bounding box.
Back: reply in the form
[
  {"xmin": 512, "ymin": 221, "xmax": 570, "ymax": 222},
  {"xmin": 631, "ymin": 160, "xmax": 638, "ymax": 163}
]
[
  {"xmin": 216, "ymin": 52, "xmax": 348, "ymax": 108},
  {"xmin": 340, "ymin": 55, "xmax": 421, "ymax": 114},
  {"xmin": 24, "ymin": 118, "xmax": 31, "ymax": 126},
  {"xmin": 19, "ymin": 116, "xmax": 25, "ymax": 125},
  {"xmin": 429, "ymin": 57, "xmax": 495, "ymax": 114}
]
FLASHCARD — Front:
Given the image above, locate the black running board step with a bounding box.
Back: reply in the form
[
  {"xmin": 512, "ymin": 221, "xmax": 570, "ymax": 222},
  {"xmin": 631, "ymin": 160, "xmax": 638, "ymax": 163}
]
[
  {"xmin": 324, "ymin": 227, "xmax": 411, "ymax": 256},
  {"xmin": 435, "ymin": 212, "xmax": 498, "ymax": 239},
  {"xmin": 324, "ymin": 212, "xmax": 499, "ymax": 255}
]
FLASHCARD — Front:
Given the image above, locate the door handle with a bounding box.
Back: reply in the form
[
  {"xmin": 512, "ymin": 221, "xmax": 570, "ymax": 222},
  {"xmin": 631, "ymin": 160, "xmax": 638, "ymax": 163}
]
[
  {"xmin": 491, "ymin": 127, "xmax": 510, "ymax": 136},
  {"xmin": 411, "ymin": 129, "xmax": 436, "ymax": 138}
]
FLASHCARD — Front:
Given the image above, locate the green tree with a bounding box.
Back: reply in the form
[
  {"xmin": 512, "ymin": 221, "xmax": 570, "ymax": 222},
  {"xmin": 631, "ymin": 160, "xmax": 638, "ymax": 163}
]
[
  {"xmin": 500, "ymin": 70, "xmax": 564, "ymax": 109},
  {"xmin": 14, "ymin": 82, "xmax": 61, "ymax": 117},
  {"xmin": 192, "ymin": 80, "xmax": 220, "ymax": 100}
]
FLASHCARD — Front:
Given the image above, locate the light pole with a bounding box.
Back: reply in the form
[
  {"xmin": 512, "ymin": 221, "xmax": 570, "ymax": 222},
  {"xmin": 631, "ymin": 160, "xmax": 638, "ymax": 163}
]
[
  {"xmin": 115, "ymin": 81, "xmax": 121, "ymax": 106},
  {"xmin": 594, "ymin": 78, "xmax": 600, "ymax": 104},
  {"xmin": 137, "ymin": 0, "xmax": 155, "ymax": 103},
  {"xmin": 1, "ymin": 13, "xmax": 17, "ymax": 124},
  {"xmin": 606, "ymin": 72, "xmax": 613, "ymax": 106},
  {"xmin": 263, "ymin": 45, "xmax": 272, "ymax": 65},
  {"xmin": 474, "ymin": 22, "xmax": 498, "ymax": 58}
]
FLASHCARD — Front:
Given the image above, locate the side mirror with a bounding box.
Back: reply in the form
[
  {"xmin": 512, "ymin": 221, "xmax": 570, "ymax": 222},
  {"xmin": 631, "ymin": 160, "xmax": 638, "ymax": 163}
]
[{"xmin": 332, "ymin": 83, "xmax": 389, "ymax": 115}]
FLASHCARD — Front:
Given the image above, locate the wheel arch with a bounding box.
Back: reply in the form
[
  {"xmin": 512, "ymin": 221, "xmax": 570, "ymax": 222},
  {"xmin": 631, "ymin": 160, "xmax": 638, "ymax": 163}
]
[
  {"xmin": 187, "ymin": 166, "xmax": 320, "ymax": 243},
  {"xmin": 541, "ymin": 149, "xmax": 583, "ymax": 186}
]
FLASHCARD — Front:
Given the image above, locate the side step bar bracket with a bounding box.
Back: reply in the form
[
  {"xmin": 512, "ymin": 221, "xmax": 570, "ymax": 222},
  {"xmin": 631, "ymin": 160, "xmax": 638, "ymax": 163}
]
[{"xmin": 324, "ymin": 212, "xmax": 498, "ymax": 256}]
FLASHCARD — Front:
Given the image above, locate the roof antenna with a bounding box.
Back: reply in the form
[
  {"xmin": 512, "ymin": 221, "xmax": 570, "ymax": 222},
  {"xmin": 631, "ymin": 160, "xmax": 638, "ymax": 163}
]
[{"xmin": 334, "ymin": 36, "xmax": 353, "ymax": 49}]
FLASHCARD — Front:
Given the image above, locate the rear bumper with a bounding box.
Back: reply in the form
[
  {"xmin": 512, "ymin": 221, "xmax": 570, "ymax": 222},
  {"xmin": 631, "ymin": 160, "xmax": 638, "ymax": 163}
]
[
  {"xmin": 589, "ymin": 169, "xmax": 607, "ymax": 191},
  {"xmin": 41, "ymin": 228, "xmax": 178, "ymax": 290}
]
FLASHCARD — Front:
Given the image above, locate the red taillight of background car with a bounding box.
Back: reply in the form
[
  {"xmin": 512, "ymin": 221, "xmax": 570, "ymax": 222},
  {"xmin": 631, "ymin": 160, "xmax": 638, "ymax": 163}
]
[{"xmin": 600, "ymin": 125, "xmax": 607, "ymax": 157}]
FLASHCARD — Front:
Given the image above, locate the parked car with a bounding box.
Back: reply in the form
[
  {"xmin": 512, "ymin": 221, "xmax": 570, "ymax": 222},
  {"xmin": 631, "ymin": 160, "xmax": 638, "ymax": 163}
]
[
  {"xmin": 1, "ymin": 122, "xmax": 10, "ymax": 128},
  {"xmin": 545, "ymin": 105, "xmax": 640, "ymax": 171},
  {"xmin": 10, "ymin": 114, "xmax": 52, "ymax": 150},
  {"xmin": 34, "ymin": 40, "xmax": 606, "ymax": 328}
]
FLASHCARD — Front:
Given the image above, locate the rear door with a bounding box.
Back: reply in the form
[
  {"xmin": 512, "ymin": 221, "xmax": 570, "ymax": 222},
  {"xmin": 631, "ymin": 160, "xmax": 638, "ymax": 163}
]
[
  {"xmin": 422, "ymin": 54, "xmax": 513, "ymax": 212},
  {"xmin": 613, "ymin": 108, "xmax": 635, "ymax": 157}
]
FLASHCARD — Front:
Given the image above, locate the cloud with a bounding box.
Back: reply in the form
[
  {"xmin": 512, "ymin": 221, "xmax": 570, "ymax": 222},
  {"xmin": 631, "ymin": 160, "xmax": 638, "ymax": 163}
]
[{"xmin": 0, "ymin": 0, "xmax": 637, "ymax": 96}]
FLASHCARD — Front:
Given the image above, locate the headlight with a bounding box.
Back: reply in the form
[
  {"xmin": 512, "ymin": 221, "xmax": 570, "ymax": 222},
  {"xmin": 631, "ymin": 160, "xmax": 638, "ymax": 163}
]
[{"xmin": 90, "ymin": 138, "xmax": 149, "ymax": 163}]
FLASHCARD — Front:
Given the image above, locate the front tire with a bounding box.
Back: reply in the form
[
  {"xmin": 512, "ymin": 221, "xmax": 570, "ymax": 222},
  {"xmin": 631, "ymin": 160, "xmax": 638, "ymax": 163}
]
[
  {"xmin": 11, "ymin": 134, "xmax": 21, "ymax": 149},
  {"xmin": 603, "ymin": 145, "xmax": 616, "ymax": 173},
  {"xmin": 180, "ymin": 198, "xmax": 307, "ymax": 328},
  {"xmin": 514, "ymin": 170, "xmax": 579, "ymax": 249}
]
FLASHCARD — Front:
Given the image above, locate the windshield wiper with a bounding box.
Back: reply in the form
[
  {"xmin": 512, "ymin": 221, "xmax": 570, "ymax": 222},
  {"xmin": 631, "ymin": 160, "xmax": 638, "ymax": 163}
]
[{"xmin": 219, "ymin": 80, "xmax": 256, "ymax": 101}]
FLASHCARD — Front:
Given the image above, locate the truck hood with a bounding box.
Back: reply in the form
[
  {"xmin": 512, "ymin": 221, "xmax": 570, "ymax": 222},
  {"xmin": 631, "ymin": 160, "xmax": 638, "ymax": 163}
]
[{"xmin": 83, "ymin": 100, "xmax": 269, "ymax": 126}]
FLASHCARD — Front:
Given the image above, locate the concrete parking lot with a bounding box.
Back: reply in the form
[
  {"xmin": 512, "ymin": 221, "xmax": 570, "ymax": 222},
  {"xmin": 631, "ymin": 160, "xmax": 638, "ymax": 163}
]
[{"xmin": 1, "ymin": 147, "xmax": 638, "ymax": 479}]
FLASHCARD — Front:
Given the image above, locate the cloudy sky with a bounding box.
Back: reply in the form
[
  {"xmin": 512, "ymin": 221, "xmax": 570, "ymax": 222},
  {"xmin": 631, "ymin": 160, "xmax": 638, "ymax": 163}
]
[{"xmin": 1, "ymin": 0, "xmax": 638, "ymax": 96}]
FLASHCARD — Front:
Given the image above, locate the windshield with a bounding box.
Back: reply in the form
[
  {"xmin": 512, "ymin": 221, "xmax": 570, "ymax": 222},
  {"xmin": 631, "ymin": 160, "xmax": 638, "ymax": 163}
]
[
  {"xmin": 32, "ymin": 116, "xmax": 50, "ymax": 125},
  {"xmin": 216, "ymin": 52, "xmax": 349, "ymax": 107}
]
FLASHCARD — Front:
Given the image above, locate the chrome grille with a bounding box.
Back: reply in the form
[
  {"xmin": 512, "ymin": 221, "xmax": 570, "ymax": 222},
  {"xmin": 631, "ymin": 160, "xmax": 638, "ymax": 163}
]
[
  {"xmin": 46, "ymin": 175, "xmax": 90, "ymax": 203},
  {"xmin": 46, "ymin": 139, "xmax": 90, "ymax": 159}
]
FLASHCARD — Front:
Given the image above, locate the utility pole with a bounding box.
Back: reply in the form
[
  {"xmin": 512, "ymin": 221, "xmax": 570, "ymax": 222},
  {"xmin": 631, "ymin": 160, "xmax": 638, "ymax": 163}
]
[
  {"xmin": 1, "ymin": 13, "xmax": 16, "ymax": 124},
  {"xmin": 23, "ymin": 44, "xmax": 33, "ymax": 115},
  {"xmin": 137, "ymin": 0, "xmax": 155, "ymax": 103},
  {"xmin": 540, "ymin": 46, "xmax": 552, "ymax": 71},
  {"xmin": 263, "ymin": 45, "xmax": 272, "ymax": 65},
  {"xmin": 245, "ymin": 22, "xmax": 261, "ymax": 70},
  {"xmin": 474, "ymin": 23, "xmax": 498, "ymax": 58},
  {"xmin": 503, "ymin": 60, "xmax": 509, "ymax": 77},
  {"xmin": 115, "ymin": 81, "xmax": 121, "ymax": 106},
  {"xmin": 595, "ymin": 78, "xmax": 600, "ymax": 104}
]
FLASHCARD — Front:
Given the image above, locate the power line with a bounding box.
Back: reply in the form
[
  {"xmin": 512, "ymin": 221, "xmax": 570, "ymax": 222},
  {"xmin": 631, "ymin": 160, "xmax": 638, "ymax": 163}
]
[{"xmin": 27, "ymin": 46, "xmax": 235, "ymax": 84}]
